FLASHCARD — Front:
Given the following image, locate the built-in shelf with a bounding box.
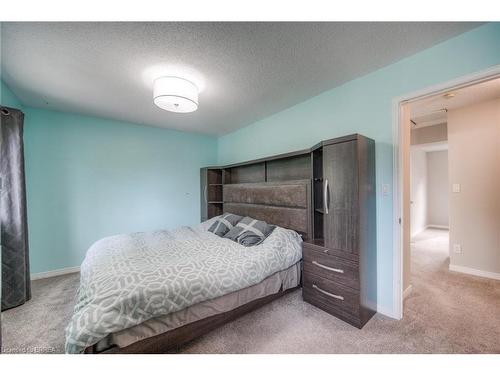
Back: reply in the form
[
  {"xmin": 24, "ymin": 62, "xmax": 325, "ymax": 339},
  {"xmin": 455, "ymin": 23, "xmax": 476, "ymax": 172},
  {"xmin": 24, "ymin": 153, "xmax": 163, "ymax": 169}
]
[
  {"xmin": 202, "ymin": 149, "xmax": 313, "ymax": 220},
  {"xmin": 312, "ymin": 147, "xmax": 324, "ymax": 241}
]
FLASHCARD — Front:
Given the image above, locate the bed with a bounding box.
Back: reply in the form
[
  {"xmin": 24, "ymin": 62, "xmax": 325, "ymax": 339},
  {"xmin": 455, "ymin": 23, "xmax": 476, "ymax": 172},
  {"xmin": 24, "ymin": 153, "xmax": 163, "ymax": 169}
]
[{"xmin": 67, "ymin": 180, "xmax": 311, "ymax": 354}]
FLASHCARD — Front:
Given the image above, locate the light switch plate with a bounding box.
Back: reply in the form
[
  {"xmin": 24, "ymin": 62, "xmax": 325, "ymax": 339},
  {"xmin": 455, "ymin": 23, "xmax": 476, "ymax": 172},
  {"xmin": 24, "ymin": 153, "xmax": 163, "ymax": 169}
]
[
  {"xmin": 452, "ymin": 183, "xmax": 461, "ymax": 193},
  {"xmin": 453, "ymin": 244, "xmax": 462, "ymax": 254},
  {"xmin": 382, "ymin": 184, "xmax": 390, "ymax": 196}
]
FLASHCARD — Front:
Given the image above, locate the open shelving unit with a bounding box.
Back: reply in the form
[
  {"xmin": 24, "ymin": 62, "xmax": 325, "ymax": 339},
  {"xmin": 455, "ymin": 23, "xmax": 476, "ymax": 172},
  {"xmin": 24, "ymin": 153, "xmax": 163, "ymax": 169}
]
[
  {"xmin": 202, "ymin": 169, "xmax": 224, "ymax": 219},
  {"xmin": 200, "ymin": 150, "xmax": 314, "ymax": 223},
  {"xmin": 312, "ymin": 147, "xmax": 324, "ymax": 242}
]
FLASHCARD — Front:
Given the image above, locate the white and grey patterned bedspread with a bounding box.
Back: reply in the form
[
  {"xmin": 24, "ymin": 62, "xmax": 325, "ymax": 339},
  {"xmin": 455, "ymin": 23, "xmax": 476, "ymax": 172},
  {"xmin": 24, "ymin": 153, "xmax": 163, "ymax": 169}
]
[{"xmin": 64, "ymin": 219, "xmax": 302, "ymax": 353}]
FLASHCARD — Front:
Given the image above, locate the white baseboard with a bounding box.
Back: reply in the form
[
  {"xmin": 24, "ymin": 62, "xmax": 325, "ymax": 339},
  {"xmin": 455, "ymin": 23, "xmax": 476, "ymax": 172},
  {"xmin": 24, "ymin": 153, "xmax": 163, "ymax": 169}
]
[
  {"xmin": 427, "ymin": 224, "xmax": 449, "ymax": 230},
  {"xmin": 449, "ymin": 264, "xmax": 500, "ymax": 281},
  {"xmin": 403, "ymin": 284, "xmax": 413, "ymax": 300},
  {"xmin": 31, "ymin": 266, "xmax": 80, "ymax": 280}
]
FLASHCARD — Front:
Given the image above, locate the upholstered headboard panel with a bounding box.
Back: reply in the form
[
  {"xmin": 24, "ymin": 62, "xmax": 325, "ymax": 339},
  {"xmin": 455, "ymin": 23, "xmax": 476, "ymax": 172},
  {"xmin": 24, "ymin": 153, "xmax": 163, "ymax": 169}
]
[{"xmin": 223, "ymin": 180, "xmax": 312, "ymax": 239}]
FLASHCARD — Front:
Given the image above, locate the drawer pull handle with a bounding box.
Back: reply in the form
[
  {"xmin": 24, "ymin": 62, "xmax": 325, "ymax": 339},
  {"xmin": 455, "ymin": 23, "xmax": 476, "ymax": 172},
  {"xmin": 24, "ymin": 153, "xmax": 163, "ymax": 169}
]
[
  {"xmin": 312, "ymin": 284, "xmax": 344, "ymax": 301},
  {"xmin": 312, "ymin": 261, "xmax": 344, "ymax": 274}
]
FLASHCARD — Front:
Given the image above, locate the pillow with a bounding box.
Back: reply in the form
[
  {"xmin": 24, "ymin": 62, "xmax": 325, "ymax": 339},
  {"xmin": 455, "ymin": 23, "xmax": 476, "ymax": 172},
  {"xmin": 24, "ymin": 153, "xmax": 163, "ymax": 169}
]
[
  {"xmin": 223, "ymin": 216, "xmax": 275, "ymax": 246},
  {"xmin": 198, "ymin": 215, "xmax": 221, "ymax": 231},
  {"xmin": 207, "ymin": 213, "xmax": 243, "ymax": 237}
]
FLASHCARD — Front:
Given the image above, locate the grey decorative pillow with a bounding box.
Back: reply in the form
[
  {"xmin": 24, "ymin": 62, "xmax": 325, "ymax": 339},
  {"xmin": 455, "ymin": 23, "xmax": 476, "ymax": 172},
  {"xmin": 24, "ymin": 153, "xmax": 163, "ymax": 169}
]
[
  {"xmin": 207, "ymin": 213, "xmax": 243, "ymax": 237},
  {"xmin": 223, "ymin": 216, "xmax": 275, "ymax": 246}
]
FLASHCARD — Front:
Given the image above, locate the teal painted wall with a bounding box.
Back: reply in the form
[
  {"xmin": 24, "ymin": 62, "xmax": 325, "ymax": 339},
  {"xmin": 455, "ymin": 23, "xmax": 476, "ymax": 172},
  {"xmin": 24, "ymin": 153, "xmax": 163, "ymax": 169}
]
[
  {"xmin": 217, "ymin": 23, "xmax": 500, "ymax": 312},
  {"xmin": 1, "ymin": 80, "xmax": 23, "ymax": 109},
  {"xmin": 0, "ymin": 97, "xmax": 218, "ymax": 273}
]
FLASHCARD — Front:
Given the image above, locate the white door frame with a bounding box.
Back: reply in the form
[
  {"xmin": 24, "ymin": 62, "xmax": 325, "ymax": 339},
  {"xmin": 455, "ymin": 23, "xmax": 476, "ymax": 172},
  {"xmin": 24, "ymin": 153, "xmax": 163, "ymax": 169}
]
[{"xmin": 391, "ymin": 64, "xmax": 500, "ymax": 320}]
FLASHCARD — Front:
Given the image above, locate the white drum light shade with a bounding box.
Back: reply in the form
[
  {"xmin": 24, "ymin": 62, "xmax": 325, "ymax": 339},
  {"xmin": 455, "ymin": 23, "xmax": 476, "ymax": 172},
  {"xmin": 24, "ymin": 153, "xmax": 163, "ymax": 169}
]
[{"xmin": 153, "ymin": 76, "xmax": 199, "ymax": 113}]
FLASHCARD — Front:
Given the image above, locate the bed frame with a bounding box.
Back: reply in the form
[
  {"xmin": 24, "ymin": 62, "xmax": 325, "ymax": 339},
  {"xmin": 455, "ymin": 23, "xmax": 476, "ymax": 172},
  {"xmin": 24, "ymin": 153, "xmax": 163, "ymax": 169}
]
[
  {"xmin": 84, "ymin": 179, "xmax": 312, "ymax": 354},
  {"xmin": 84, "ymin": 286, "xmax": 299, "ymax": 353}
]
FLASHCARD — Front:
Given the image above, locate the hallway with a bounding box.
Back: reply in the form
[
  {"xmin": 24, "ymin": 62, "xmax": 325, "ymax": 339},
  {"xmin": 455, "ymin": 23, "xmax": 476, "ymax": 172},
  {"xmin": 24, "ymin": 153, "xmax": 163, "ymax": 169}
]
[
  {"xmin": 407, "ymin": 228, "xmax": 500, "ymax": 352},
  {"xmin": 411, "ymin": 228, "xmax": 450, "ymax": 274}
]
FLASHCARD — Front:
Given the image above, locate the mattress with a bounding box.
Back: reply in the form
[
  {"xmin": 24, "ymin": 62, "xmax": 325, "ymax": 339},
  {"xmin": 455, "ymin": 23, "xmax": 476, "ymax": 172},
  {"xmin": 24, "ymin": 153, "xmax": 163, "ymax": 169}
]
[
  {"xmin": 65, "ymin": 217, "xmax": 303, "ymax": 353},
  {"xmin": 93, "ymin": 261, "xmax": 301, "ymax": 352}
]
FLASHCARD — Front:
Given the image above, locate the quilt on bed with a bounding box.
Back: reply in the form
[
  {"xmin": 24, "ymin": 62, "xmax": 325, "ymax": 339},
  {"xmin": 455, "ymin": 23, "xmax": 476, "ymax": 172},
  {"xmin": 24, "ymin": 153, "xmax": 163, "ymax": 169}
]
[{"xmin": 64, "ymin": 221, "xmax": 302, "ymax": 353}]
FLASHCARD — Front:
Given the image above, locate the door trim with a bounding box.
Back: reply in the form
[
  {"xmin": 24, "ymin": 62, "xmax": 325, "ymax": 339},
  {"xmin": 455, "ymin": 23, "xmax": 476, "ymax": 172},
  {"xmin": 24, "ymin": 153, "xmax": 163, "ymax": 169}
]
[{"xmin": 391, "ymin": 64, "xmax": 500, "ymax": 320}]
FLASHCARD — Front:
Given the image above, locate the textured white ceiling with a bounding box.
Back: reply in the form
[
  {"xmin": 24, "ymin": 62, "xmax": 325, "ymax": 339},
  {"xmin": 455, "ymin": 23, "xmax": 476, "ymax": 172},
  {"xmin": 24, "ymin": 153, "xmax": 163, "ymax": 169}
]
[{"xmin": 1, "ymin": 22, "xmax": 481, "ymax": 135}]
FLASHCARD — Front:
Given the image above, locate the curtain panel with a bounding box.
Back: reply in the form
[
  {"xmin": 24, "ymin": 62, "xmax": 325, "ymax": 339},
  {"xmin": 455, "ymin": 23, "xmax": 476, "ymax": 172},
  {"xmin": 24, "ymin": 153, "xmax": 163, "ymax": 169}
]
[{"xmin": 1, "ymin": 106, "xmax": 31, "ymax": 311}]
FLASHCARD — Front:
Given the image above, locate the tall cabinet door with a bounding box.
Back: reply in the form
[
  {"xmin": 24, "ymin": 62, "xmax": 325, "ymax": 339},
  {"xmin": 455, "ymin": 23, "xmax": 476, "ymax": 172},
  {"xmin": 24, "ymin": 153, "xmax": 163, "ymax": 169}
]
[
  {"xmin": 323, "ymin": 141, "xmax": 359, "ymax": 254},
  {"xmin": 200, "ymin": 168, "xmax": 208, "ymax": 221}
]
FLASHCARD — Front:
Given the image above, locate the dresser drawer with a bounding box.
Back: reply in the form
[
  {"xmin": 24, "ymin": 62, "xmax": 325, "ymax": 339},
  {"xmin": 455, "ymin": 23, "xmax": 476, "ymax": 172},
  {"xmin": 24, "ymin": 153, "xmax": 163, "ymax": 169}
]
[
  {"xmin": 302, "ymin": 271, "xmax": 360, "ymax": 318},
  {"xmin": 303, "ymin": 246, "xmax": 360, "ymax": 290}
]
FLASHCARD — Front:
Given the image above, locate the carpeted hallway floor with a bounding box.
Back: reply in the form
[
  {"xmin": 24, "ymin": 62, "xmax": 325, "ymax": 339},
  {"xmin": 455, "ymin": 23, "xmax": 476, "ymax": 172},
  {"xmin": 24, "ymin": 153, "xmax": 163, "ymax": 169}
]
[{"xmin": 2, "ymin": 228, "xmax": 500, "ymax": 353}]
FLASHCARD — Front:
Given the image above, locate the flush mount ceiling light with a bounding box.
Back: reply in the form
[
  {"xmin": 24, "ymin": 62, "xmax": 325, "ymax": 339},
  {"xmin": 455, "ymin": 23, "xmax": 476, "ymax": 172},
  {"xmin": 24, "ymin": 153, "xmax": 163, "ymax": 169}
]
[{"xmin": 153, "ymin": 76, "xmax": 199, "ymax": 113}]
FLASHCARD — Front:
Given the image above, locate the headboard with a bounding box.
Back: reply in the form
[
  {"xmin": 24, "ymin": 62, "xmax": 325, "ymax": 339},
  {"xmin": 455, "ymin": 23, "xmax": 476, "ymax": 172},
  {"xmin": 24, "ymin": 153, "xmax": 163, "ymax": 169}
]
[{"xmin": 223, "ymin": 180, "xmax": 312, "ymax": 240}]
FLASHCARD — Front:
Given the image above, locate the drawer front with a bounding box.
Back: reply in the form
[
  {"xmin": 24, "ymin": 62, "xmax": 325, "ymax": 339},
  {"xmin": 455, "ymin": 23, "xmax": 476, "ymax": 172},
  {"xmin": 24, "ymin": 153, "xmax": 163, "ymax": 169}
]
[
  {"xmin": 303, "ymin": 246, "xmax": 360, "ymax": 290},
  {"xmin": 303, "ymin": 291, "xmax": 361, "ymax": 328},
  {"xmin": 303, "ymin": 272, "xmax": 360, "ymax": 317}
]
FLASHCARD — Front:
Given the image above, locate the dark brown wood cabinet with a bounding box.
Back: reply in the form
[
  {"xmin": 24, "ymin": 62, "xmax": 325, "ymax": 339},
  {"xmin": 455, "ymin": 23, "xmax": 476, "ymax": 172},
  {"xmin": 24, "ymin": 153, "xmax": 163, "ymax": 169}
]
[
  {"xmin": 304, "ymin": 134, "xmax": 377, "ymax": 328},
  {"xmin": 323, "ymin": 140, "xmax": 358, "ymax": 253},
  {"xmin": 200, "ymin": 134, "xmax": 377, "ymax": 328}
]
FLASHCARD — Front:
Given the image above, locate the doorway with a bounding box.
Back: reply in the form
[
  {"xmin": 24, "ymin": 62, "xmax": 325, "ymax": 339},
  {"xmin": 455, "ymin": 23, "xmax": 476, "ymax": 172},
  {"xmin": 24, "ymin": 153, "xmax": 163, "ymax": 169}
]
[
  {"xmin": 408, "ymin": 105, "xmax": 450, "ymax": 299},
  {"xmin": 393, "ymin": 66, "xmax": 500, "ymax": 319}
]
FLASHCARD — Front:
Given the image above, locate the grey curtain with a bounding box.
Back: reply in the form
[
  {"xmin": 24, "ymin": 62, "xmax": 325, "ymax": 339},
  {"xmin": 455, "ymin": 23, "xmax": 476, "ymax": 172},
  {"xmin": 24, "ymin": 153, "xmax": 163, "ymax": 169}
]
[{"xmin": 1, "ymin": 106, "xmax": 31, "ymax": 311}]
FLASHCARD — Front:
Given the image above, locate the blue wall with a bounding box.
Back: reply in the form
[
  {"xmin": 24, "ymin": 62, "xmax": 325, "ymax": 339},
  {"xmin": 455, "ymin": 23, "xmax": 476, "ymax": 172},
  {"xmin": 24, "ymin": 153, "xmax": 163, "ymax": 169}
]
[
  {"xmin": 1, "ymin": 80, "xmax": 23, "ymax": 109},
  {"xmin": 24, "ymin": 108, "xmax": 217, "ymax": 273},
  {"xmin": 217, "ymin": 23, "xmax": 500, "ymax": 313},
  {"xmin": 1, "ymin": 83, "xmax": 217, "ymax": 273}
]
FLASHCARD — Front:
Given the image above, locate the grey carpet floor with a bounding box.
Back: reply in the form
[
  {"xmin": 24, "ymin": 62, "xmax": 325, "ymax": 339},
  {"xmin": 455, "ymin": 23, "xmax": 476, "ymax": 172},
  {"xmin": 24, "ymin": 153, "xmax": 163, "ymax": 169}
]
[{"xmin": 2, "ymin": 229, "xmax": 500, "ymax": 353}]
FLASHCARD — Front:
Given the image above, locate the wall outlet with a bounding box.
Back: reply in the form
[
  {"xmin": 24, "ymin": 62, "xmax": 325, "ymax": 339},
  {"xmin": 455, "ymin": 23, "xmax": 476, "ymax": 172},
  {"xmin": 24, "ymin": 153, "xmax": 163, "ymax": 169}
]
[
  {"xmin": 453, "ymin": 244, "xmax": 462, "ymax": 254},
  {"xmin": 452, "ymin": 183, "xmax": 461, "ymax": 193}
]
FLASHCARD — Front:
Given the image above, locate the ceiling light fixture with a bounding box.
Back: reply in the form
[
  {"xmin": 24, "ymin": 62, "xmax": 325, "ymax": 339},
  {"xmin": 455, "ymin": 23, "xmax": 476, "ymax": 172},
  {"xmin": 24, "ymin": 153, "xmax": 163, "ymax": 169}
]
[{"xmin": 153, "ymin": 76, "xmax": 199, "ymax": 113}]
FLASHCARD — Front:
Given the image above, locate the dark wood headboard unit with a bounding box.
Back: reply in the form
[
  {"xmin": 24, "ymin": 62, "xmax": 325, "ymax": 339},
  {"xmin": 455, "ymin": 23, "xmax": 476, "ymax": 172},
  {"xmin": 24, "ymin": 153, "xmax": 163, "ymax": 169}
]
[
  {"xmin": 201, "ymin": 134, "xmax": 375, "ymax": 246},
  {"xmin": 201, "ymin": 149, "xmax": 313, "ymax": 238},
  {"xmin": 223, "ymin": 180, "xmax": 312, "ymax": 239}
]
